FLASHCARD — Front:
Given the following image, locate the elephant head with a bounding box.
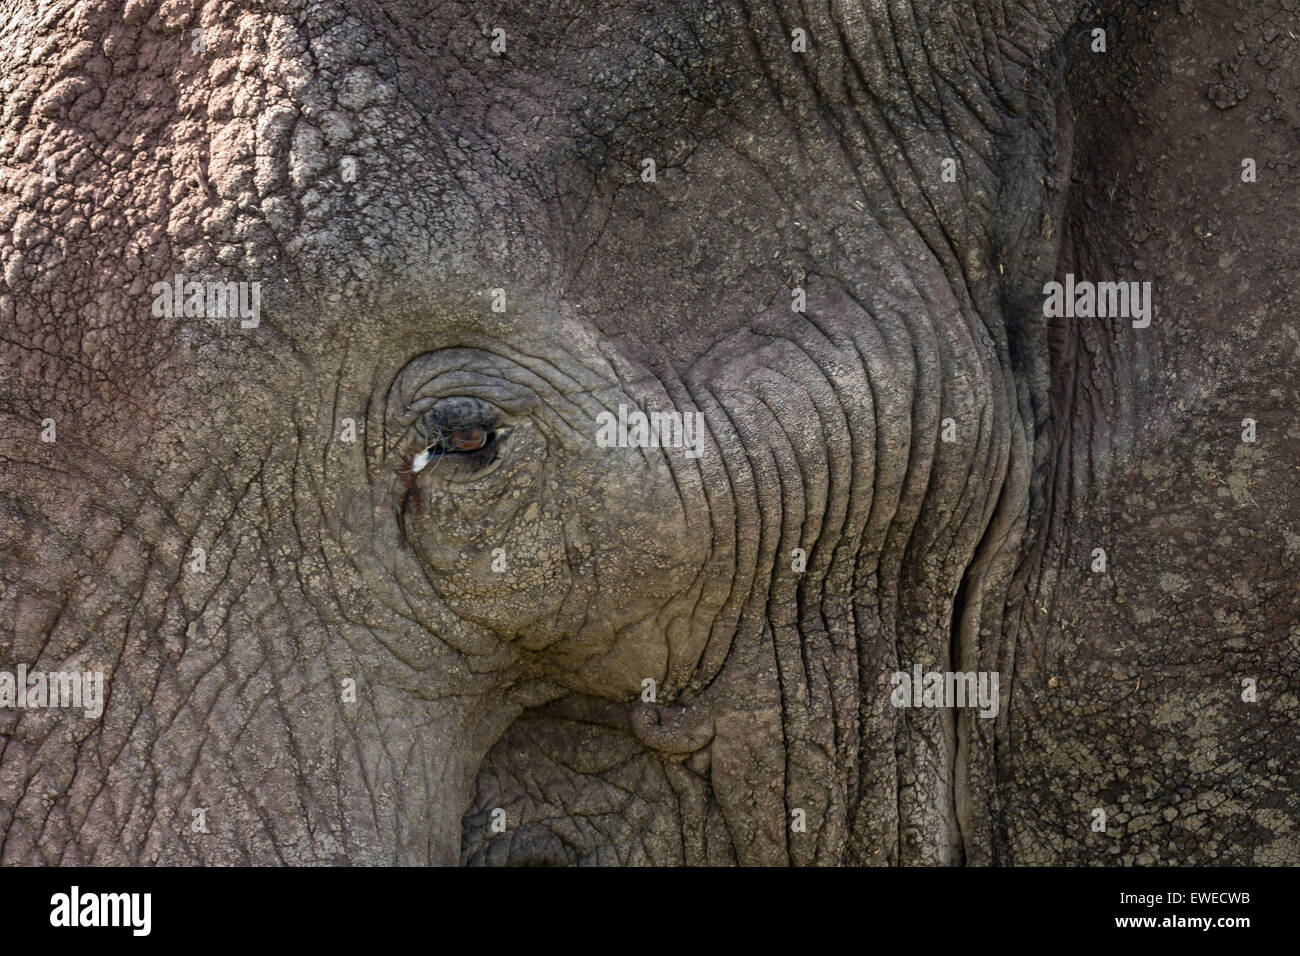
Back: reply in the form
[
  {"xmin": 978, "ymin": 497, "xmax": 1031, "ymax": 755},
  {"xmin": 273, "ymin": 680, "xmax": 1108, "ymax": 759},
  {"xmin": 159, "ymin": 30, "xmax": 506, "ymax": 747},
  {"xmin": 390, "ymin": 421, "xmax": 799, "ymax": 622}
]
[{"xmin": 1, "ymin": 0, "xmax": 1296, "ymax": 865}]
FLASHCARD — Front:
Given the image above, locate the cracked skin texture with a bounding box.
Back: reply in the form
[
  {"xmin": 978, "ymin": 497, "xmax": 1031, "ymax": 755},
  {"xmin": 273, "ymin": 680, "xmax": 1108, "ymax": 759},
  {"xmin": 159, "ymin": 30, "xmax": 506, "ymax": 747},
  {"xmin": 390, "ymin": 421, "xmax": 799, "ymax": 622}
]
[{"xmin": 0, "ymin": 0, "xmax": 1296, "ymax": 865}]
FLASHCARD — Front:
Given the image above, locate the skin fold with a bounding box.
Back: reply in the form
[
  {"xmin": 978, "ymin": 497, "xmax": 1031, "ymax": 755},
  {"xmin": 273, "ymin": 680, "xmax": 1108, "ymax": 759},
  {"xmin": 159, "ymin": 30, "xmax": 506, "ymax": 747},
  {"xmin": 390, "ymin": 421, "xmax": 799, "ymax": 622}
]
[{"xmin": 0, "ymin": 0, "xmax": 1296, "ymax": 865}]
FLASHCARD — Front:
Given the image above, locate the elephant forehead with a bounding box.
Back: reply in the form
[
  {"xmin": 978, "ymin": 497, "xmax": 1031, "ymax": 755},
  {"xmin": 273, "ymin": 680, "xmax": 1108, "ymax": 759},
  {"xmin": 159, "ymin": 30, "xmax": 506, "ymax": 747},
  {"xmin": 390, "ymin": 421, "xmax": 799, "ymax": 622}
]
[
  {"xmin": 135, "ymin": 1, "xmax": 743, "ymax": 280},
  {"xmin": 1, "ymin": 0, "xmax": 1021, "ymax": 388}
]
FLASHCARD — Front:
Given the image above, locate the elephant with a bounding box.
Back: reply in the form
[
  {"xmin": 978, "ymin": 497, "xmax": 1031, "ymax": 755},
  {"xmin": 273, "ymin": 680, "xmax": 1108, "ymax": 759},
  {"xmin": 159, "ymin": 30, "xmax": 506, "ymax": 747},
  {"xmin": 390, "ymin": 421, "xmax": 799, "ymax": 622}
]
[{"xmin": 1, "ymin": 0, "xmax": 1297, "ymax": 866}]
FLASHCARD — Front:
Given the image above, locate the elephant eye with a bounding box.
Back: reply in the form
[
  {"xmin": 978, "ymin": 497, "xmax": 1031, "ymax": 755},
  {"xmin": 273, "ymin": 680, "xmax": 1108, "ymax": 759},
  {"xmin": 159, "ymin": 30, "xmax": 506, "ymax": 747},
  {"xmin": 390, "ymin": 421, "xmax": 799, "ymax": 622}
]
[{"xmin": 402, "ymin": 396, "xmax": 510, "ymax": 477}]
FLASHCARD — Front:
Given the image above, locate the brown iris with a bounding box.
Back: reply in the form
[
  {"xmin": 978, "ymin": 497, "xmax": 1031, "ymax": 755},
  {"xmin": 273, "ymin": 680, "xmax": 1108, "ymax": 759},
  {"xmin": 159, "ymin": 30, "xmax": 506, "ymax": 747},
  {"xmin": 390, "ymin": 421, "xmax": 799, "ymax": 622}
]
[{"xmin": 446, "ymin": 427, "xmax": 488, "ymax": 452}]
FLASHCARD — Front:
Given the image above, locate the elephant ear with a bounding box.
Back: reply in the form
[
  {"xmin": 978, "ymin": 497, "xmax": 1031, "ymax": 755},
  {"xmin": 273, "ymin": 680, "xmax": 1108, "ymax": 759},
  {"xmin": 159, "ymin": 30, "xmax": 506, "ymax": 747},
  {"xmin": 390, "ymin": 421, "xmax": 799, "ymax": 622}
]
[{"xmin": 985, "ymin": 0, "xmax": 1300, "ymax": 863}]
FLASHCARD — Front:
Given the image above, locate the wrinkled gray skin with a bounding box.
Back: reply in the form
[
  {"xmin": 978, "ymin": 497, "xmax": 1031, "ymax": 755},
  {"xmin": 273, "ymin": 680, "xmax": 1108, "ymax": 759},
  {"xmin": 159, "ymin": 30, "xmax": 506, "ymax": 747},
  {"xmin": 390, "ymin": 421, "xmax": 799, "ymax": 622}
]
[{"xmin": 1, "ymin": 0, "xmax": 1297, "ymax": 865}]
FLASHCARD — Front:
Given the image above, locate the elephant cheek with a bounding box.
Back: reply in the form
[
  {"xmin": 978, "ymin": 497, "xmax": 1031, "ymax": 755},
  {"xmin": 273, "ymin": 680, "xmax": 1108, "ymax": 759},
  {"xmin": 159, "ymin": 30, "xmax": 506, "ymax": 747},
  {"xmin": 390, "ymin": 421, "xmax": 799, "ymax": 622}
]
[
  {"xmin": 417, "ymin": 499, "xmax": 573, "ymax": 637},
  {"xmin": 404, "ymin": 438, "xmax": 710, "ymax": 700}
]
